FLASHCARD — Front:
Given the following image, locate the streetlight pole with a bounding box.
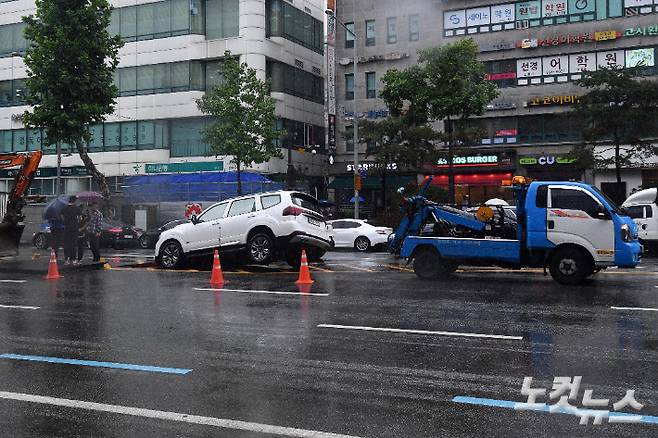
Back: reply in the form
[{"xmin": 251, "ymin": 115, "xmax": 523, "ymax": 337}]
[{"xmin": 326, "ymin": 8, "xmax": 359, "ymax": 219}]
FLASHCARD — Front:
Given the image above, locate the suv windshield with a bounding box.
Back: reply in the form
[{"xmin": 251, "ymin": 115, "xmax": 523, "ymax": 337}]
[{"xmin": 291, "ymin": 193, "xmax": 322, "ymax": 215}]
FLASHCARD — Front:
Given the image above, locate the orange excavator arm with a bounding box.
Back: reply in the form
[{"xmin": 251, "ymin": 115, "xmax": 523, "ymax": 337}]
[{"xmin": 0, "ymin": 151, "xmax": 43, "ymax": 254}]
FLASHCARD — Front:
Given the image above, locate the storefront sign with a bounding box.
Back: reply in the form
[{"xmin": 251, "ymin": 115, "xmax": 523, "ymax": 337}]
[
  {"xmin": 479, "ymin": 41, "xmax": 516, "ymax": 52},
  {"xmin": 519, "ymin": 156, "xmax": 578, "ymax": 165},
  {"xmin": 595, "ymin": 30, "xmax": 621, "ymax": 41},
  {"xmin": 0, "ymin": 166, "xmax": 88, "ymax": 178},
  {"xmin": 486, "ymin": 72, "xmax": 517, "ymax": 81},
  {"xmin": 626, "ymin": 48, "xmax": 655, "ymax": 67},
  {"xmin": 328, "ymin": 114, "xmax": 336, "ymax": 150},
  {"xmin": 543, "ymin": 55, "xmax": 569, "ymax": 75},
  {"xmin": 517, "ymin": 58, "xmax": 542, "ymax": 77},
  {"xmin": 495, "ymin": 129, "xmax": 518, "ymax": 137},
  {"xmin": 542, "ymin": 0, "xmax": 568, "ymax": 17},
  {"xmin": 343, "ymin": 110, "xmax": 389, "ymax": 119},
  {"xmin": 486, "ymin": 101, "xmax": 517, "ymax": 111},
  {"xmin": 346, "ymin": 162, "xmax": 397, "ymax": 172},
  {"xmin": 338, "ymin": 52, "xmax": 409, "ymax": 66},
  {"xmin": 624, "ymin": 26, "xmax": 658, "ymax": 37},
  {"xmin": 526, "ymin": 94, "xmax": 582, "ymax": 106},
  {"xmin": 436, "ymin": 155, "xmax": 499, "ymax": 166},
  {"xmin": 145, "ymin": 161, "xmax": 224, "ymax": 174}
]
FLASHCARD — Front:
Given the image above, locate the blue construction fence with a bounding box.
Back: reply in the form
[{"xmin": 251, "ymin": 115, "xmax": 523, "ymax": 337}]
[{"xmin": 122, "ymin": 171, "xmax": 284, "ymax": 204}]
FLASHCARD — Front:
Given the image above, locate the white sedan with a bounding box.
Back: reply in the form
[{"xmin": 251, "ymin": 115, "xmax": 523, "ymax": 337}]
[{"xmin": 328, "ymin": 219, "xmax": 393, "ymax": 252}]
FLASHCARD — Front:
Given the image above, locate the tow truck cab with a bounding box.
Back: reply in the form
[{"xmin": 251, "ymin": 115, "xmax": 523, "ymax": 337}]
[{"xmin": 400, "ymin": 179, "xmax": 642, "ymax": 284}]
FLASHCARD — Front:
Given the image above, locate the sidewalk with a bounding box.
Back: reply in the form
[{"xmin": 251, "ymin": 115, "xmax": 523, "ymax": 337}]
[{"xmin": 0, "ymin": 245, "xmax": 105, "ymax": 275}]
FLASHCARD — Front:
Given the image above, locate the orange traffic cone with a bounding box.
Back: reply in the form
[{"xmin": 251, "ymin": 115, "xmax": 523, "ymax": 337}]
[
  {"xmin": 295, "ymin": 249, "xmax": 314, "ymax": 285},
  {"xmin": 45, "ymin": 249, "xmax": 62, "ymax": 280},
  {"xmin": 210, "ymin": 249, "xmax": 224, "ymax": 287}
]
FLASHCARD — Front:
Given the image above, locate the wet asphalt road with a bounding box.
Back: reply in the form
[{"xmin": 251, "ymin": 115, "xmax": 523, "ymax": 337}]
[{"xmin": 0, "ymin": 250, "xmax": 656, "ymax": 437}]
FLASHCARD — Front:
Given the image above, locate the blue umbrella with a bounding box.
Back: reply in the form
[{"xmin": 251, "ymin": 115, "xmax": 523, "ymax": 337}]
[
  {"xmin": 42, "ymin": 195, "xmax": 69, "ymax": 221},
  {"xmin": 350, "ymin": 196, "xmax": 365, "ymax": 203}
]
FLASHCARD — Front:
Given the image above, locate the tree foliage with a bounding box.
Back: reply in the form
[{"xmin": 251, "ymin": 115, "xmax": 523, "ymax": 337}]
[
  {"xmin": 23, "ymin": 0, "xmax": 123, "ymax": 199},
  {"xmin": 572, "ymin": 67, "xmax": 658, "ymax": 183},
  {"xmin": 197, "ymin": 51, "xmax": 283, "ymax": 195}
]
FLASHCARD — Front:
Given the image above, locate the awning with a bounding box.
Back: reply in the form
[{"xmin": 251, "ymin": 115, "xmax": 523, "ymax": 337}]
[
  {"xmin": 429, "ymin": 172, "xmax": 513, "ymax": 186},
  {"xmin": 328, "ymin": 174, "xmax": 415, "ymax": 190}
]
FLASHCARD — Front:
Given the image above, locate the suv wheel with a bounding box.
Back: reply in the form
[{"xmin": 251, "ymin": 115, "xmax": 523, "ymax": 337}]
[
  {"xmin": 247, "ymin": 233, "xmax": 274, "ymax": 265},
  {"xmin": 354, "ymin": 236, "xmax": 371, "ymax": 252},
  {"xmin": 158, "ymin": 240, "xmax": 184, "ymax": 269}
]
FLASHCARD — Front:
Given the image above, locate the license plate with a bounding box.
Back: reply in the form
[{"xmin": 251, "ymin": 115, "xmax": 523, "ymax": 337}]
[
  {"xmin": 123, "ymin": 235, "xmax": 133, "ymax": 239},
  {"xmin": 307, "ymin": 217, "xmax": 321, "ymax": 227}
]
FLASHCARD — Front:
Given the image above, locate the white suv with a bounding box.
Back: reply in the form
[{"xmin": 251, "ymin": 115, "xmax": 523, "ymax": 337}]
[{"xmin": 155, "ymin": 191, "xmax": 332, "ymax": 269}]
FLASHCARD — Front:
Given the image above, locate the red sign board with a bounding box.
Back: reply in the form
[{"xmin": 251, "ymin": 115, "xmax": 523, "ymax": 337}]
[{"xmin": 486, "ymin": 72, "xmax": 516, "ymax": 81}]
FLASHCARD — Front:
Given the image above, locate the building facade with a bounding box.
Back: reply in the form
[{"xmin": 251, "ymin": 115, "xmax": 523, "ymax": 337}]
[
  {"xmin": 331, "ymin": 0, "xmax": 658, "ymax": 205},
  {"xmin": 0, "ymin": 0, "xmax": 327, "ymax": 199}
]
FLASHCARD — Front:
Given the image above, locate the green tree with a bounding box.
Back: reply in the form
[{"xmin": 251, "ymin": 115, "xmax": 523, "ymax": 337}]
[
  {"xmin": 22, "ymin": 0, "xmax": 123, "ymax": 199},
  {"xmin": 573, "ymin": 66, "xmax": 658, "ymax": 184},
  {"xmin": 197, "ymin": 51, "xmax": 283, "ymax": 195},
  {"xmin": 381, "ymin": 39, "xmax": 498, "ymax": 203}
]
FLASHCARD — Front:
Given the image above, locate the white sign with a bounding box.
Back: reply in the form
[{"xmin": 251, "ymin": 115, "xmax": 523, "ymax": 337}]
[
  {"xmin": 626, "ymin": 48, "xmax": 655, "ymax": 67},
  {"xmin": 326, "ymin": 45, "xmax": 336, "ymax": 115},
  {"xmin": 517, "ymin": 1, "xmax": 542, "ymax": 20},
  {"xmin": 517, "ymin": 58, "xmax": 542, "ymax": 77},
  {"xmin": 491, "ymin": 4, "xmax": 515, "ymax": 23},
  {"xmin": 569, "ymin": 52, "xmax": 596, "ymax": 72},
  {"xmin": 542, "ymin": 0, "xmax": 568, "ymax": 17},
  {"xmin": 444, "ymin": 10, "xmax": 466, "ymax": 29},
  {"xmin": 543, "ymin": 55, "xmax": 569, "ymax": 75},
  {"xmin": 596, "ymin": 50, "xmax": 624, "ymax": 69},
  {"xmin": 466, "ymin": 7, "xmax": 491, "ymax": 26},
  {"xmin": 625, "ymin": 0, "xmax": 652, "ymax": 6}
]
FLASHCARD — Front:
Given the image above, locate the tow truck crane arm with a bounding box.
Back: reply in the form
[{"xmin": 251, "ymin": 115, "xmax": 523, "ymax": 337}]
[{"xmin": 0, "ymin": 150, "xmax": 43, "ymax": 254}]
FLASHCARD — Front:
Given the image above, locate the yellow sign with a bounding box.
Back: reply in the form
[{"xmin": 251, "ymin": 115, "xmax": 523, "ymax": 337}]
[
  {"xmin": 596, "ymin": 249, "xmax": 614, "ymax": 256},
  {"xmin": 594, "ymin": 31, "xmax": 620, "ymax": 41},
  {"xmin": 528, "ymin": 95, "xmax": 581, "ymax": 107}
]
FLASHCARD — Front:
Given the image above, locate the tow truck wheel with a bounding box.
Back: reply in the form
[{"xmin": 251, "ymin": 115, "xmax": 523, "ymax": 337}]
[
  {"xmin": 413, "ymin": 248, "xmax": 456, "ymax": 280},
  {"xmin": 549, "ymin": 247, "xmax": 591, "ymax": 285}
]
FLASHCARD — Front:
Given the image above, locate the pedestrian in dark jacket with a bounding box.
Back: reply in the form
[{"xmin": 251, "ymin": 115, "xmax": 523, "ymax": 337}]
[
  {"xmin": 60, "ymin": 195, "xmax": 81, "ymax": 265},
  {"xmin": 77, "ymin": 209, "xmax": 89, "ymax": 264},
  {"xmin": 48, "ymin": 217, "xmax": 64, "ymax": 258},
  {"xmin": 87, "ymin": 202, "xmax": 103, "ymax": 262}
]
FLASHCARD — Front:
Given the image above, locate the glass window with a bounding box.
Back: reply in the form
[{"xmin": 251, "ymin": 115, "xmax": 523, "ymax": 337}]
[
  {"xmin": 608, "ymin": 0, "xmax": 623, "ymax": 18},
  {"xmin": 205, "ymin": 60, "xmax": 224, "ymax": 91},
  {"xmin": 153, "ymin": 63, "xmax": 170, "ymax": 92},
  {"xmin": 12, "ymin": 129, "xmax": 26, "ymax": 152},
  {"xmin": 291, "ymin": 193, "xmax": 322, "ymax": 214},
  {"xmin": 550, "ymin": 188, "xmax": 601, "ymax": 217},
  {"xmin": 120, "ymin": 67, "xmax": 137, "ymax": 96},
  {"xmin": 0, "ymin": 131, "xmax": 12, "ymax": 152},
  {"xmin": 536, "ymin": 185, "xmax": 548, "ymax": 208},
  {"xmin": 365, "ymin": 20, "xmax": 375, "ymax": 46},
  {"xmin": 366, "ymin": 72, "xmax": 376, "ymax": 99},
  {"xmin": 137, "ymin": 65, "xmax": 155, "ymax": 94},
  {"xmin": 190, "ymin": 61, "xmax": 205, "ymax": 90},
  {"xmin": 261, "ymin": 194, "xmax": 281, "ymax": 209},
  {"xmin": 343, "ymin": 221, "xmax": 361, "ymax": 229},
  {"xmin": 137, "ymin": 3, "xmax": 155, "ymax": 39},
  {"xmin": 154, "ymin": 120, "xmax": 169, "ymax": 149},
  {"xmin": 409, "ymin": 14, "xmax": 419, "ymax": 41},
  {"xmin": 387, "ymin": 17, "xmax": 397, "ymax": 44},
  {"xmin": 108, "ymin": 9, "xmax": 121, "ymax": 37},
  {"xmin": 190, "ymin": 0, "xmax": 205, "ymax": 34},
  {"xmin": 171, "ymin": 62, "xmax": 190, "ymax": 91},
  {"xmin": 0, "ymin": 81, "xmax": 11, "ymax": 107},
  {"xmin": 199, "ymin": 202, "xmax": 228, "ymax": 221},
  {"xmin": 170, "ymin": 118, "xmax": 210, "ymax": 157},
  {"xmin": 345, "ymin": 74, "xmax": 354, "ymax": 100},
  {"xmin": 138, "ymin": 121, "xmax": 155, "ymax": 149},
  {"xmin": 227, "ymin": 198, "xmax": 256, "ymax": 217},
  {"xmin": 0, "ymin": 26, "xmax": 12, "ymax": 56},
  {"xmin": 27, "ymin": 129, "xmax": 41, "ymax": 151},
  {"xmin": 153, "ymin": 1, "xmax": 171, "ymax": 37},
  {"xmin": 625, "ymin": 206, "xmax": 645, "ymax": 219},
  {"xmin": 104, "ymin": 123, "xmax": 121, "ymax": 151},
  {"xmin": 12, "ymin": 78, "xmax": 25, "ymax": 105},
  {"xmin": 121, "ymin": 6, "xmax": 138, "ymax": 41},
  {"xmin": 88, "ymin": 125, "xmax": 103, "ymax": 152},
  {"xmin": 345, "ymin": 125, "xmax": 354, "ymax": 152},
  {"xmin": 206, "ymin": 0, "xmax": 240, "ymax": 39},
  {"xmin": 171, "ymin": 0, "xmax": 189, "ymax": 35},
  {"xmin": 121, "ymin": 122, "xmax": 137, "ymax": 150},
  {"xmin": 345, "ymin": 22, "xmax": 354, "ymax": 48},
  {"xmin": 646, "ymin": 205, "xmax": 653, "ymax": 218}
]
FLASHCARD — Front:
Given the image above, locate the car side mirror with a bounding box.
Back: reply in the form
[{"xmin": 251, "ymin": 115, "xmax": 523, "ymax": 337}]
[
  {"xmin": 595, "ymin": 205, "xmax": 609, "ymax": 220},
  {"xmin": 190, "ymin": 214, "xmax": 198, "ymax": 224}
]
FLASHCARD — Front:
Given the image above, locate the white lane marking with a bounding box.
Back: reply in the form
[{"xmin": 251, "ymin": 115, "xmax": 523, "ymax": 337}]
[
  {"xmin": 0, "ymin": 390, "xmax": 361, "ymax": 438},
  {"xmin": 611, "ymin": 306, "xmax": 658, "ymax": 312},
  {"xmin": 318, "ymin": 324, "xmax": 522, "ymax": 340},
  {"xmin": 195, "ymin": 288, "xmax": 329, "ymax": 297},
  {"xmin": 0, "ymin": 280, "xmax": 27, "ymax": 283},
  {"xmin": 0, "ymin": 304, "xmax": 39, "ymax": 310}
]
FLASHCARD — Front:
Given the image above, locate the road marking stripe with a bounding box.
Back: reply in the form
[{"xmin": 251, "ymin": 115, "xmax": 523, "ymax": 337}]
[
  {"xmin": 310, "ymin": 266, "xmax": 333, "ymax": 272},
  {"xmin": 195, "ymin": 288, "xmax": 329, "ymax": 297},
  {"xmin": 611, "ymin": 306, "xmax": 658, "ymax": 312},
  {"xmin": 0, "ymin": 390, "xmax": 362, "ymax": 438},
  {"xmin": 0, "ymin": 304, "xmax": 39, "ymax": 310},
  {"xmin": 0, "ymin": 280, "xmax": 27, "ymax": 283},
  {"xmin": 384, "ymin": 264, "xmax": 413, "ymax": 272},
  {"xmin": 452, "ymin": 396, "xmax": 658, "ymax": 424},
  {"xmin": 0, "ymin": 354, "xmax": 192, "ymax": 375},
  {"xmin": 317, "ymin": 324, "xmax": 522, "ymax": 340}
]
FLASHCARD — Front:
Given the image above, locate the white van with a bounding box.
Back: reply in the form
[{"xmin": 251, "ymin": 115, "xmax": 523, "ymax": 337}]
[{"xmin": 622, "ymin": 188, "xmax": 658, "ymax": 250}]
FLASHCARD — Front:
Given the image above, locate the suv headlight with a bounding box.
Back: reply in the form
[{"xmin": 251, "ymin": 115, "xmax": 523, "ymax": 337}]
[{"xmin": 621, "ymin": 224, "xmax": 632, "ymax": 242}]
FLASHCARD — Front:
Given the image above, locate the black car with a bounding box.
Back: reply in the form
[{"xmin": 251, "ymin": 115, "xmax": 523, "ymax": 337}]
[
  {"xmin": 138, "ymin": 219, "xmax": 187, "ymax": 249},
  {"xmin": 33, "ymin": 219, "xmax": 142, "ymax": 250}
]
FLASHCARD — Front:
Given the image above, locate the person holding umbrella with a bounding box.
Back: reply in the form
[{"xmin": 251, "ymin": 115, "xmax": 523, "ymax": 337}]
[
  {"xmin": 60, "ymin": 195, "xmax": 81, "ymax": 265},
  {"xmin": 86, "ymin": 201, "xmax": 103, "ymax": 262}
]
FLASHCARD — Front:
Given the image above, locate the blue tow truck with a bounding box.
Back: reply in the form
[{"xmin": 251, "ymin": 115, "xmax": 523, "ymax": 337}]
[{"xmin": 389, "ymin": 176, "xmax": 642, "ymax": 284}]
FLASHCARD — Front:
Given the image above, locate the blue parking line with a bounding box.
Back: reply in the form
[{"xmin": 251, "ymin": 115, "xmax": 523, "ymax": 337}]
[
  {"xmin": 0, "ymin": 354, "xmax": 192, "ymax": 375},
  {"xmin": 452, "ymin": 396, "xmax": 658, "ymax": 425}
]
